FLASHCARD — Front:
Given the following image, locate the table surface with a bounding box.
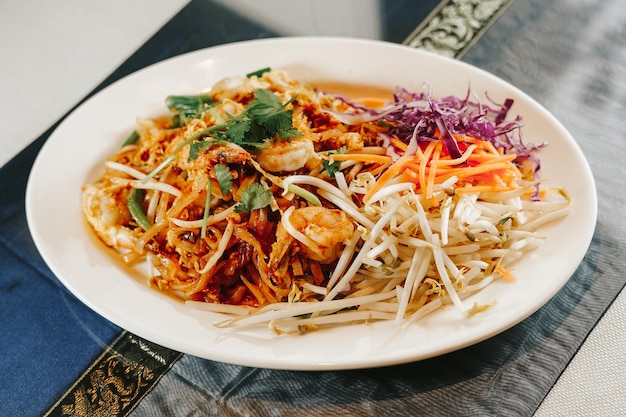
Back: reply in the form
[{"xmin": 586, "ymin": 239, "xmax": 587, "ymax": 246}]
[{"xmin": 2, "ymin": 1, "xmax": 625, "ymax": 416}]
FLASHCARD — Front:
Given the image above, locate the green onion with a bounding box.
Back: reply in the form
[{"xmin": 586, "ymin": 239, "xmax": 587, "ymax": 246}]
[
  {"xmin": 121, "ymin": 130, "xmax": 139, "ymax": 147},
  {"xmin": 246, "ymin": 67, "xmax": 271, "ymax": 78},
  {"xmin": 166, "ymin": 95, "xmax": 214, "ymax": 113},
  {"xmin": 201, "ymin": 179, "xmax": 212, "ymax": 239},
  {"xmin": 127, "ymin": 188, "xmax": 151, "ymax": 231},
  {"xmin": 287, "ymin": 184, "xmax": 321, "ymax": 206}
]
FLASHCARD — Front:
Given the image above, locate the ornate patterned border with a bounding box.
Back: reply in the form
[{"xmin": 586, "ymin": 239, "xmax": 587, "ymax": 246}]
[
  {"xmin": 43, "ymin": 331, "xmax": 182, "ymax": 417},
  {"xmin": 403, "ymin": 0, "xmax": 513, "ymax": 59}
]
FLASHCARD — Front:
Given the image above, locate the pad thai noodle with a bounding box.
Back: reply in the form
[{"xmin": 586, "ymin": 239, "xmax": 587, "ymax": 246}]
[{"xmin": 82, "ymin": 69, "xmax": 570, "ymax": 334}]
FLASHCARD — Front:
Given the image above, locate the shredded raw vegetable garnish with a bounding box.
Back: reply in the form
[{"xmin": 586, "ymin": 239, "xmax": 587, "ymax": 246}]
[{"xmin": 82, "ymin": 69, "xmax": 570, "ymax": 334}]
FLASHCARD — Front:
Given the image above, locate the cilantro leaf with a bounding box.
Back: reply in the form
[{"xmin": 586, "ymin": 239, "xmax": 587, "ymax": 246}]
[
  {"xmin": 188, "ymin": 140, "xmax": 214, "ymax": 161},
  {"xmin": 166, "ymin": 95, "xmax": 216, "ymax": 128},
  {"xmin": 259, "ymin": 109, "xmax": 295, "ymax": 133},
  {"xmin": 246, "ymin": 89, "xmax": 302, "ymax": 140},
  {"xmin": 221, "ymin": 118, "xmax": 252, "ymax": 144},
  {"xmin": 250, "ymin": 88, "xmax": 284, "ymax": 110},
  {"xmin": 234, "ymin": 183, "xmax": 272, "ymax": 213},
  {"xmin": 276, "ymin": 125, "xmax": 302, "ymax": 138},
  {"xmin": 323, "ymin": 146, "xmax": 348, "ymax": 178},
  {"xmin": 323, "ymin": 159, "xmax": 340, "ymax": 179},
  {"xmin": 186, "ymin": 88, "xmax": 302, "ymax": 154},
  {"xmin": 213, "ymin": 164, "xmax": 233, "ymax": 197}
]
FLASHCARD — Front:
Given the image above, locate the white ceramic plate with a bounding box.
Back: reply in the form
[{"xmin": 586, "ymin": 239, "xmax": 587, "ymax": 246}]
[{"xmin": 26, "ymin": 37, "xmax": 596, "ymax": 370}]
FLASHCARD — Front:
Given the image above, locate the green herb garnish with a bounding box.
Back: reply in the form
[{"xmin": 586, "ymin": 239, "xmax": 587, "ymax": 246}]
[
  {"xmin": 189, "ymin": 139, "xmax": 215, "ymax": 161},
  {"xmin": 287, "ymin": 184, "xmax": 321, "ymax": 206},
  {"xmin": 213, "ymin": 88, "xmax": 302, "ymax": 148},
  {"xmin": 145, "ymin": 87, "xmax": 302, "ymax": 181},
  {"xmin": 234, "ymin": 182, "xmax": 273, "ymax": 213},
  {"xmin": 166, "ymin": 95, "xmax": 215, "ymax": 128},
  {"xmin": 323, "ymin": 146, "xmax": 348, "ymax": 178},
  {"xmin": 127, "ymin": 188, "xmax": 151, "ymax": 231},
  {"xmin": 201, "ymin": 179, "xmax": 212, "ymax": 239},
  {"xmin": 246, "ymin": 67, "xmax": 271, "ymax": 78},
  {"xmin": 121, "ymin": 130, "xmax": 139, "ymax": 147},
  {"xmin": 499, "ymin": 216, "xmax": 513, "ymax": 225},
  {"xmin": 214, "ymin": 164, "xmax": 233, "ymax": 197}
]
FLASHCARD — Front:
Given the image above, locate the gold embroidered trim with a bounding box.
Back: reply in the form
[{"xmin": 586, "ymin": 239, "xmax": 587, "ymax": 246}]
[
  {"xmin": 43, "ymin": 331, "xmax": 182, "ymax": 417},
  {"xmin": 403, "ymin": 0, "xmax": 513, "ymax": 59}
]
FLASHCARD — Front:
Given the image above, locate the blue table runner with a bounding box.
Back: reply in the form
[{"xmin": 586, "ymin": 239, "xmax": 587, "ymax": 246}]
[{"xmin": 2, "ymin": 1, "xmax": 625, "ymax": 416}]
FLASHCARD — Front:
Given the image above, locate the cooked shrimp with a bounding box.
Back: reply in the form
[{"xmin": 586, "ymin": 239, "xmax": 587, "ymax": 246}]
[
  {"xmin": 282, "ymin": 206, "xmax": 355, "ymax": 263},
  {"xmin": 82, "ymin": 183, "xmax": 137, "ymax": 249},
  {"xmin": 254, "ymin": 138, "xmax": 316, "ymax": 172}
]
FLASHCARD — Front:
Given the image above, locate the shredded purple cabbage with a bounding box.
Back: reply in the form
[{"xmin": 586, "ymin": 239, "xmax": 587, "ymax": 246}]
[{"xmin": 331, "ymin": 84, "xmax": 547, "ymax": 184}]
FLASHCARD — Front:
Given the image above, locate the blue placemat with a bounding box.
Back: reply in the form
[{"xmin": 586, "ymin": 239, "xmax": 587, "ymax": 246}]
[{"xmin": 3, "ymin": 1, "xmax": 624, "ymax": 416}]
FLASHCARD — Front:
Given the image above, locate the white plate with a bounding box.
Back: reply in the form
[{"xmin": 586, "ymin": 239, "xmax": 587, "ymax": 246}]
[{"xmin": 26, "ymin": 37, "xmax": 597, "ymax": 370}]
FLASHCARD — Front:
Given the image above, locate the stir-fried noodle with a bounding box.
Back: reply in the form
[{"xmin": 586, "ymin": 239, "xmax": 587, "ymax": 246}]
[{"xmin": 82, "ymin": 69, "xmax": 569, "ymax": 334}]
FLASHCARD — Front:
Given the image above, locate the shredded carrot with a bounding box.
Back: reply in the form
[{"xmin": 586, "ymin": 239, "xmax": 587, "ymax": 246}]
[
  {"xmin": 469, "ymin": 152, "xmax": 516, "ymax": 164},
  {"xmin": 481, "ymin": 139, "xmax": 503, "ymax": 156},
  {"xmin": 445, "ymin": 162, "xmax": 518, "ymax": 181},
  {"xmin": 418, "ymin": 141, "xmax": 437, "ymax": 195},
  {"xmin": 365, "ymin": 133, "xmax": 527, "ymax": 206},
  {"xmin": 363, "ymin": 154, "xmax": 412, "ymax": 202},
  {"xmin": 425, "ymin": 142, "xmax": 442, "ymax": 199},
  {"xmin": 390, "ymin": 137, "xmax": 408, "ymax": 151},
  {"xmin": 354, "ymin": 98, "xmax": 388, "ymax": 108},
  {"xmin": 433, "ymin": 144, "xmax": 477, "ymax": 166},
  {"xmin": 367, "ymin": 164, "xmax": 387, "ymax": 176}
]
